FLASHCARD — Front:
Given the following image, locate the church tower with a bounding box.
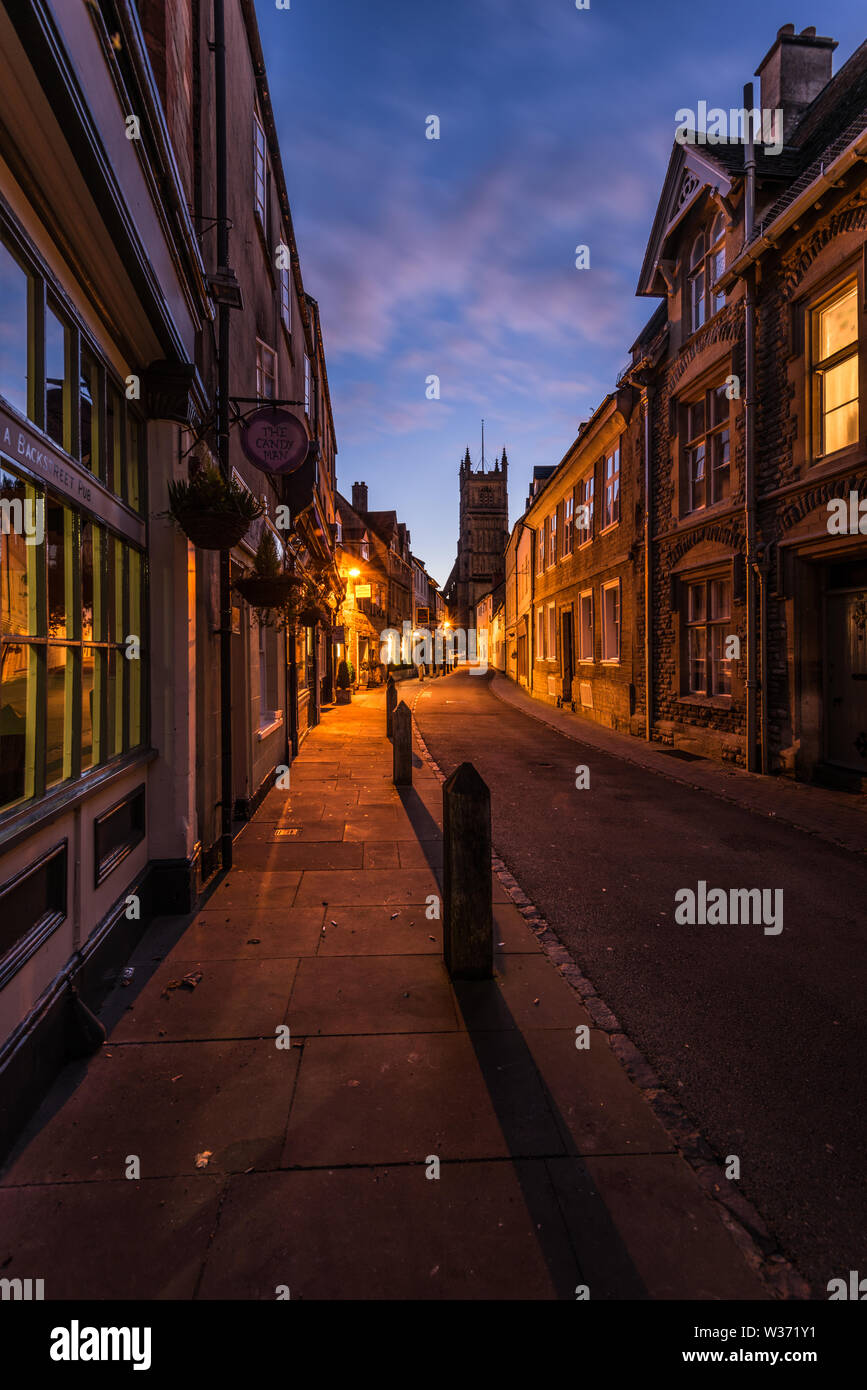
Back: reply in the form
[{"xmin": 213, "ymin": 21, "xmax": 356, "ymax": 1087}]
[{"xmin": 444, "ymin": 443, "xmax": 510, "ymax": 630}]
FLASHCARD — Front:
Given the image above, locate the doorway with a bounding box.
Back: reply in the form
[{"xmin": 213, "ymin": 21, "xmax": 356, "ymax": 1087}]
[
  {"xmin": 561, "ymin": 607, "xmax": 574, "ymax": 699},
  {"xmin": 825, "ymin": 584, "xmax": 867, "ymax": 772}
]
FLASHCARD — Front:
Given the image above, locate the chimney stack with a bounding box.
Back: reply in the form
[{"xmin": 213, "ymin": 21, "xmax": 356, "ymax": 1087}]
[
  {"xmin": 352, "ymin": 480, "xmax": 368, "ymax": 513},
  {"xmin": 756, "ymin": 24, "xmax": 836, "ymax": 142}
]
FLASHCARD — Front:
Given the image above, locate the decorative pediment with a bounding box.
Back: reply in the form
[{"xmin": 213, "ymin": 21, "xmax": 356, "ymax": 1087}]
[{"xmin": 638, "ymin": 142, "xmax": 734, "ymax": 299}]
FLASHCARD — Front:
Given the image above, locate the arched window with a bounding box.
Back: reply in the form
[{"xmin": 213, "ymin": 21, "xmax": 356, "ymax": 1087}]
[
  {"xmin": 709, "ymin": 213, "xmax": 726, "ymax": 316},
  {"xmin": 689, "ymin": 233, "xmax": 706, "ymax": 331},
  {"xmin": 688, "ymin": 215, "xmax": 726, "ymax": 332}
]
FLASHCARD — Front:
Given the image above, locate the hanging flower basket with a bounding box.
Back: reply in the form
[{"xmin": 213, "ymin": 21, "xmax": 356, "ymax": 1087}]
[
  {"xmin": 298, "ymin": 603, "xmax": 328, "ymax": 626},
  {"xmin": 235, "ymin": 573, "xmax": 304, "ymax": 608},
  {"xmin": 167, "ymin": 465, "xmax": 263, "ymax": 551}
]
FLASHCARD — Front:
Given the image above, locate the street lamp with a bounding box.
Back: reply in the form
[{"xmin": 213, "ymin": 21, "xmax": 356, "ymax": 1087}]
[{"xmin": 349, "ymin": 567, "xmax": 361, "ymax": 578}]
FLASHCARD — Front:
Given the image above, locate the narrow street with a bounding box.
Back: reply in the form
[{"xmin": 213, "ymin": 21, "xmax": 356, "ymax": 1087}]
[{"xmin": 411, "ymin": 671, "xmax": 867, "ymax": 1294}]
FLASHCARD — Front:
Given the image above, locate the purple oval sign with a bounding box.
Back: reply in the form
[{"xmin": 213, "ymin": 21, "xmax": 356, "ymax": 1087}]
[{"xmin": 240, "ymin": 406, "xmax": 309, "ymax": 475}]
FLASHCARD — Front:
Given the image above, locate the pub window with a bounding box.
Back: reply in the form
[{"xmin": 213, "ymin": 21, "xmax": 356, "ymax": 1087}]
[
  {"xmin": 0, "ymin": 238, "xmax": 30, "ymax": 420},
  {"xmin": 578, "ymin": 590, "xmax": 594, "ymax": 662},
  {"xmin": 811, "ymin": 280, "xmax": 859, "ymax": 457},
  {"xmin": 684, "ymin": 385, "xmax": 730, "ymax": 512},
  {"xmin": 304, "ymin": 353, "xmax": 312, "ymax": 416},
  {"xmin": 0, "ymin": 218, "xmax": 144, "ymax": 514},
  {"xmin": 79, "ymin": 344, "xmax": 99, "ymax": 474},
  {"xmin": 602, "ymin": 444, "xmax": 620, "ymax": 529},
  {"xmin": 0, "ymin": 466, "xmax": 147, "ymax": 815},
  {"xmin": 684, "ymin": 574, "xmax": 732, "ymax": 696},
  {"xmin": 601, "ymin": 579, "xmax": 621, "ymax": 662},
  {"xmin": 45, "ymin": 303, "xmax": 69, "ymax": 449}
]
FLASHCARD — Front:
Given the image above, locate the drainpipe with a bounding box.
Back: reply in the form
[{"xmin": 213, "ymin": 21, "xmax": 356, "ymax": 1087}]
[
  {"xmin": 214, "ymin": 0, "xmax": 233, "ymax": 867},
  {"xmin": 642, "ymin": 385, "xmax": 653, "ymax": 740},
  {"xmin": 743, "ymin": 83, "xmax": 758, "ymax": 773}
]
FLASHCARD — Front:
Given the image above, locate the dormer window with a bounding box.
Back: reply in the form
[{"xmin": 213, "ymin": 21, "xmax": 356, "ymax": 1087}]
[{"xmin": 688, "ymin": 213, "xmax": 726, "ymax": 333}]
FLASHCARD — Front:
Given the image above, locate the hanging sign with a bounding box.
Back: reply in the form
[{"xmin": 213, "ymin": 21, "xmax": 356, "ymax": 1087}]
[{"xmin": 240, "ymin": 406, "xmax": 308, "ymax": 476}]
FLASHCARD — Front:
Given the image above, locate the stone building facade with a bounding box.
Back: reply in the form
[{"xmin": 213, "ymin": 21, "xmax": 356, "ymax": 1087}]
[{"xmin": 505, "ymin": 23, "xmax": 867, "ymax": 790}]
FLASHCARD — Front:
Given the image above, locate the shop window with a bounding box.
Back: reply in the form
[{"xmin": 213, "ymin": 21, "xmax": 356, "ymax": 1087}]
[
  {"xmin": 684, "ymin": 574, "xmax": 732, "ymax": 696},
  {"xmin": 259, "ymin": 623, "xmax": 280, "ymax": 725},
  {"xmin": 602, "ymin": 580, "xmax": 621, "ymax": 662},
  {"xmin": 683, "ymin": 385, "xmax": 730, "ymax": 513},
  {"xmin": 0, "ymin": 239, "xmax": 30, "ymax": 419},
  {"xmin": 811, "ymin": 280, "xmax": 859, "ymax": 457},
  {"xmin": 578, "ymin": 590, "xmax": 594, "ymax": 662},
  {"xmin": 0, "ymin": 468, "xmax": 147, "ymax": 815}
]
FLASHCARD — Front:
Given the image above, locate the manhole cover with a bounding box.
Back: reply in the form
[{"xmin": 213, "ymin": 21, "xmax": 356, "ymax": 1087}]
[{"xmin": 275, "ymin": 827, "xmax": 300, "ymax": 837}]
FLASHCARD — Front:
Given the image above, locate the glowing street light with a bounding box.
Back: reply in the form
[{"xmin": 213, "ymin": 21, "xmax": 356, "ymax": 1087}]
[{"xmin": 349, "ymin": 567, "xmax": 361, "ymax": 578}]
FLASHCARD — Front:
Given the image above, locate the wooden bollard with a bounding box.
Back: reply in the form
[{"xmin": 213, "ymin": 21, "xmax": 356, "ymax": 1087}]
[
  {"xmin": 392, "ymin": 701, "xmax": 412, "ymax": 787},
  {"xmin": 386, "ymin": 674, "xmax": 397, "ymax": 739},
  {"xmin": 443, "ymin": 761, "xmax": 493, "ymax": 979}
]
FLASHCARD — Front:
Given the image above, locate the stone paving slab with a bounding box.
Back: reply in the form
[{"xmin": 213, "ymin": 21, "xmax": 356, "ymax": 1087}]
[
  {"xmin": 282, "ymin": 1031, "xmax": 565, "ymax": 1167},
  {"xmin": 231, "ymin": 841, "xmax": 365, "ymax": 872},
  {"xmin": 521, "ymin": 1029, "xmax": 675, "ymax": 1155},
  {"xmin": 286, "ymin": 955, "xmax": 460, "ymax": 1036},
  {"xmin": 546, "ymin": 1154, "xmax": 767, "ymax": 1299},
  {"xmin": 454, "ymin": 956, "xmax": 594, "ymax": 1033},
  {"xmin": 205, "ymin": 868, "xmax": 301, "ymax": 908},
  {"xmin": 196, "ymin": 1163, "xmax": 580, "ymax": 1300},
  {"xmin": 177, "ymin": 907, "xmax": 324, "ymax": 959},
  {"xmin": 2, "ymin": 1039, "xmax": 298, "ymax": 1183},
  {"xmin": 111, "ymin": 958, "xmax": 299, "ymax": 1042},
  {"xmin": 317, "ymin": 905, "xmax": 440, "ymax": 956},
  {"xmin": 0, "ymin": 1177, "xmax": 223, "ymax": 1299},
  {"xmin": 293, "ymin": 868, "xmax": 441, "ymax": 905}
]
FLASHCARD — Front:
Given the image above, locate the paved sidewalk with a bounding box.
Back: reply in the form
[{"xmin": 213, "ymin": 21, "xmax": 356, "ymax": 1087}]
[
  {"xmin": 490, "ymin": 672, "xmax": 867, "ymax": 856},
  {"xmin": 0, "ymin": 686, "xmax": 768, "ymax": 1300}
]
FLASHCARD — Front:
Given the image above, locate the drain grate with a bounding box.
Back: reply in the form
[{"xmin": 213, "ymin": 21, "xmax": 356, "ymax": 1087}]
[{"xmin": 275, "ymin": 827, "xmax": 301, "ymax": 837}]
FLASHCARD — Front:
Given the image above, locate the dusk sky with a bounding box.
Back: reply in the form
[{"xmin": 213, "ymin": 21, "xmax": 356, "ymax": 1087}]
[{"xmin": 256, "ymin": 0, "xmax": 865, "ymax": 587}]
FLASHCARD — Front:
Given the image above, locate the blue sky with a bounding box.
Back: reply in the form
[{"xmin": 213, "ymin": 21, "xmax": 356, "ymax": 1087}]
[{"xmin": 255, "ymin": 0, "xmax": 865, "ymax": 586}]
